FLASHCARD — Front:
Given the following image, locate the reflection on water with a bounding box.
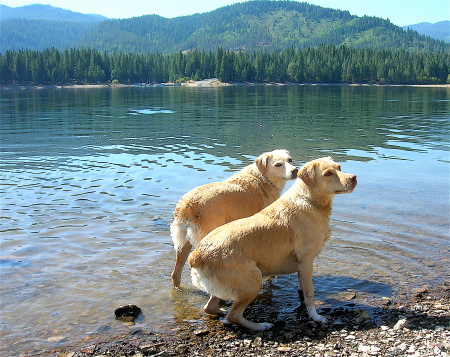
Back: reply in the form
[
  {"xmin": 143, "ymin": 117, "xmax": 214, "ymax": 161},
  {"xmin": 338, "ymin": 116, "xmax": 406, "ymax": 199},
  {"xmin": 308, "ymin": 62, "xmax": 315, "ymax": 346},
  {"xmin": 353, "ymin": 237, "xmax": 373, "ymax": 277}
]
[{"xmin": 0, "ymin": 85, "xmax": 449, "ymax": 355}]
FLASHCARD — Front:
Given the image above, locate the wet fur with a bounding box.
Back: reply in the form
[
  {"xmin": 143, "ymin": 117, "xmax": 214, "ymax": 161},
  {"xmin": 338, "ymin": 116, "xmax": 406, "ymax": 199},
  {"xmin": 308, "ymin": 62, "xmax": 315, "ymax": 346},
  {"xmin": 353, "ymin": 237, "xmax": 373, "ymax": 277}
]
[
  {"xmin": 170, "ymin": 150, "xmax": 298, "ymax": 287},
  {"xmin": 189, "ymin": 157, "xmax": 357, "ymax": 331}
]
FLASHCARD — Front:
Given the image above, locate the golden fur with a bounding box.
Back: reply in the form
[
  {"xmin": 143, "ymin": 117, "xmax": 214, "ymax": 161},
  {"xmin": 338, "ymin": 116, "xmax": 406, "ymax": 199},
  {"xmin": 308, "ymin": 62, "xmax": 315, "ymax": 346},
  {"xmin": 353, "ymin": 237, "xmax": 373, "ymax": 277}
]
[
  {"xmin": 189, "ymin": 157, "xmax": 357, "ymax": 331},
  {"xmin": 170, "ymin": 150, "xmax": 298, "ymax": 287}
]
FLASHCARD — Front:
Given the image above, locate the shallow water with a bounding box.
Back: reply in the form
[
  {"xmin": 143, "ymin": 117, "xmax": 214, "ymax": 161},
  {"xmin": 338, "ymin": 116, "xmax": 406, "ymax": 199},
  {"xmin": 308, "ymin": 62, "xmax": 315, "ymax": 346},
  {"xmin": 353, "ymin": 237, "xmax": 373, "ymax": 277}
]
[{"xmin": 0, "ymin": 85, "xmax": 449, "ymax": 355}]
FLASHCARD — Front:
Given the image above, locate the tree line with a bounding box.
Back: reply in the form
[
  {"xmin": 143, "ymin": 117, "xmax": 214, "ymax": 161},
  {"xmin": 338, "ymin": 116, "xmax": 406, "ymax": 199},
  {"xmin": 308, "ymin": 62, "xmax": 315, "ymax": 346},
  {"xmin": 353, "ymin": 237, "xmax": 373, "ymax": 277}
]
[{"xmin": 1, "ymin": 45, "xmax": 449, "ymax": 85}]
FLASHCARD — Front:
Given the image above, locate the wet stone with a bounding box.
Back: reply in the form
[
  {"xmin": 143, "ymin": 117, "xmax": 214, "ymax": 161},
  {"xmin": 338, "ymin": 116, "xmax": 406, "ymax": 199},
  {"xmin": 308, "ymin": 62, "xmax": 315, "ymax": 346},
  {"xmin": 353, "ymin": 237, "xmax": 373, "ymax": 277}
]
[
  {"xmin": 193, "ymin": 329, "xmax": 210, "ymax": 336},
  {"xmin": 114, "ymin": 304, "xmax": 142, "ymax": 323}
]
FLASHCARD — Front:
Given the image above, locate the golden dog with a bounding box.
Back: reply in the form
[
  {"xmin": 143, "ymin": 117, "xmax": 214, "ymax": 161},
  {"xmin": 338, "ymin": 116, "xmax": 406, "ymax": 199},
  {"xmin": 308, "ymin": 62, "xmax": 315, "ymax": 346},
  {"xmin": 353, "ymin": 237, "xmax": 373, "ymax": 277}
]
[
  {"xmin": 189, "ymin": 157, "xmax": 357, "ymax": 331},
  {"xmin": 170, "ymin": 150, "xmax": 298, "ymax": 287}
]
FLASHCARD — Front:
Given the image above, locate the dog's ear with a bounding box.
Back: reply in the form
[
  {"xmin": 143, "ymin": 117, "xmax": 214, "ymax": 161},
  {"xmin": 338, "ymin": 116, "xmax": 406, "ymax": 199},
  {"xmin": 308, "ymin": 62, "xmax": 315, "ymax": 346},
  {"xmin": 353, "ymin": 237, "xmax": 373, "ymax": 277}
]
[
  {"xmin": 255, "ymin": 153, "xmax": 270, "ymax": 174},
  {"xmin": 299, "ymin": 162, "xmax": 317, "ymax": 187}
]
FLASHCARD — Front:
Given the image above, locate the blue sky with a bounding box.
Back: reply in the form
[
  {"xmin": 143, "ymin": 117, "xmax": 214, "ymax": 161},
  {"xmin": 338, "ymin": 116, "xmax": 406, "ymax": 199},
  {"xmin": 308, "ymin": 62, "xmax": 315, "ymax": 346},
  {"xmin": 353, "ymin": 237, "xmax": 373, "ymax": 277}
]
[{"xmin": 2, "ymin": 0, "xmax": 449, "ymax": 27}]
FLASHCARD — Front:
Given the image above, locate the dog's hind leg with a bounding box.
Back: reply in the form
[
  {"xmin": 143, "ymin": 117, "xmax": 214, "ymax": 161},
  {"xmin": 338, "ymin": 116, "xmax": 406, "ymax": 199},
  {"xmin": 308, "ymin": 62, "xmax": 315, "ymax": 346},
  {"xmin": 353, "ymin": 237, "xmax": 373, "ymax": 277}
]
[
  {"xmin": 171, "ymin": 241, "xmax": 192, "ymax": 288},
  {"xmin": 225, "ymin": 269, "xmax": 273, "ymax": 331},
  {"xmin": 204, "ymin": 295, "xmax": 226, "ymax": 315}
]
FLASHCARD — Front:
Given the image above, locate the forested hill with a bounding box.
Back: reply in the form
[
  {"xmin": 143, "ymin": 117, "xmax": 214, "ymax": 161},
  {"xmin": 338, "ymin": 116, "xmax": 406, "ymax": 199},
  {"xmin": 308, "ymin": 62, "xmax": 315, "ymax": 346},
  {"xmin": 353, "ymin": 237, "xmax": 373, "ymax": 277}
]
[
  {"xmin": 403, "ymin": 21, "xmax": 450, "ymax": 43},
  {"xmin": 0, "ymin": 4, "xmax": 105, "ymax": 52},
  {"xmin": 2, "ymin": 1, "xmax": 449, "ymax": 54},
  {"xmin": 0, "ymin": 4, "xmax": 107, "ymax": 21}
]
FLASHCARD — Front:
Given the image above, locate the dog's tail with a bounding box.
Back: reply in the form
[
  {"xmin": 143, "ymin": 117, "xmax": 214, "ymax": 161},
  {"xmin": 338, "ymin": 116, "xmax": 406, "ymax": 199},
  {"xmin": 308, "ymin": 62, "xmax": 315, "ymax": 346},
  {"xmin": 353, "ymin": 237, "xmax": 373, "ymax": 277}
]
[
  {"xmin": 170, "ymin": 218, "xmax": 188, "ymax": 253},
  {"xmin": 170, "ymin": 218, "xmax": 202, "ymax": 253},
  {"xmin": 170, "ymin": 200, "xmax": 203, "ymax": 252}
]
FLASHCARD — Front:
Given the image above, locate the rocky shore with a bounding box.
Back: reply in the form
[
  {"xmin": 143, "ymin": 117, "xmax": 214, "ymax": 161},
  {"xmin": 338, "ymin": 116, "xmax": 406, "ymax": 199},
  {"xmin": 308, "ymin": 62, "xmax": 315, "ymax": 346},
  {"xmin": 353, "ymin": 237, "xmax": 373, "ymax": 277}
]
[
  {"xmin": 1, "ymin": 81, "xmax": 449, "ymax": 90},
  {"xmin": 36, "ymin": 285, "xmax": 450, "ymax": 357}
]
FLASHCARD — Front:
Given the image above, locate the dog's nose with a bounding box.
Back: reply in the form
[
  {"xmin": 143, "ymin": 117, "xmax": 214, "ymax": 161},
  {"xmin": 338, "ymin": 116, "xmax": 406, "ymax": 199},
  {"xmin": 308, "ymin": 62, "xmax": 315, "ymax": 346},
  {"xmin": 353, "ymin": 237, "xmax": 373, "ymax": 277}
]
[
  {"xmin": 350, "ymin": 175, "xmax": 357, "ymax": 184},
  {"xmin": 292, "ymin": 168, "xmax": 299, "ymax": 175}
]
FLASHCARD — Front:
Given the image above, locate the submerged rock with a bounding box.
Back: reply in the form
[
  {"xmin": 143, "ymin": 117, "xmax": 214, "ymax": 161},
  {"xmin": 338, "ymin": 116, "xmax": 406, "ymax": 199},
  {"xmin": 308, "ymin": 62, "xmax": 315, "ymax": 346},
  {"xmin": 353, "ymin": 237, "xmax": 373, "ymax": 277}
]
[{"xmin": 114, "ymin": 304, "xmax": 142, "ymax": 323}]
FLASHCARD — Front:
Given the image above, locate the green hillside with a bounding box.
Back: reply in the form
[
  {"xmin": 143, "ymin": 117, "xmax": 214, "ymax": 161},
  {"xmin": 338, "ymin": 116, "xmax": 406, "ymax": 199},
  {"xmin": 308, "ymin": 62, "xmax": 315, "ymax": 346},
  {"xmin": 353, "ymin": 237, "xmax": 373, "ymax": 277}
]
[
  {"xmin": 403, "ymin": 21, "xmax": 450, "ymax": 43},
  {"xmin": 1, "ymin": 19, "xmax": 99, "ymax": 51},
  {"xmin": 1, "ymin": 1, "xmax": 449, "ymax": 53},
  {"xmin": 0, "ymin": 4, "xmax": 107, "ymax": 21},
  {"xmin": 78, "ymin": 1, "xmax": 448, "ymax": 53}
]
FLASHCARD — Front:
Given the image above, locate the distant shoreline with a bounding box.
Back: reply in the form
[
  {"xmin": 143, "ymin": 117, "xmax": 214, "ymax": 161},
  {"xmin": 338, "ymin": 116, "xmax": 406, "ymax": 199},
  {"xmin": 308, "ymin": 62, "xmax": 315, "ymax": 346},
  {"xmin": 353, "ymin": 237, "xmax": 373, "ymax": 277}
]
[{"xmin": 1, "ymin": 79, "xmax": 449, "ymax": 90}]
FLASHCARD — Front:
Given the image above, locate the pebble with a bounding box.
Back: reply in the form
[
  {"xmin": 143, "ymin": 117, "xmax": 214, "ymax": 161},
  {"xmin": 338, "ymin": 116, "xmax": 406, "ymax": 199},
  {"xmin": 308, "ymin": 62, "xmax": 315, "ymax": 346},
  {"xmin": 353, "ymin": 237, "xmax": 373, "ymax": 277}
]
[
  {"xmin": 47, "ymin": 335, "xmax": 66, "ymax": 342},
  {"xmin": 26, "ymin": 292, "xmax": 450, "ymax": 357},
  {"xmin": 393, "ymin": 318, "xmax": 409, "ymax": 330},
  {"xmin": 193, "ymin": 329, "xmax": 210, "ymax": 336},
  {"xmin": 277, "ymin": 346, "xmax": 292, "ymax": 352}
]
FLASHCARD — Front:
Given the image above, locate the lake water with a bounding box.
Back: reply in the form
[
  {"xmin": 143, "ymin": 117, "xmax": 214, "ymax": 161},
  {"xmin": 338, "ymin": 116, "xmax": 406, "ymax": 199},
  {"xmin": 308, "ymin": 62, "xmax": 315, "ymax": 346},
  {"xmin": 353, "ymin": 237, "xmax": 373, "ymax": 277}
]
[{"xmin": 1, "ymin": 85, "xmax": 449, "ymax": 355}]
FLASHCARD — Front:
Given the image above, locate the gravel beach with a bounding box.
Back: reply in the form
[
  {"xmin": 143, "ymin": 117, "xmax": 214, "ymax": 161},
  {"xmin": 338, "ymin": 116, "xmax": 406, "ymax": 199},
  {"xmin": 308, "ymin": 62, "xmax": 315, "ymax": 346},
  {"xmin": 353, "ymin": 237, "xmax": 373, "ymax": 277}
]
[{"xmin": 30, "ymin": 284, "xmax": 449, "ymax": 357}]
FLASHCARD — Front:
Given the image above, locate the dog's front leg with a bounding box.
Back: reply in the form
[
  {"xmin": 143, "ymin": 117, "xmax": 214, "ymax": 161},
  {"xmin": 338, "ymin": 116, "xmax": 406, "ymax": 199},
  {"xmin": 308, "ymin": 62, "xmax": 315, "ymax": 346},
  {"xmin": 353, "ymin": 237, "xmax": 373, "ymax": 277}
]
[
  {"xmin": 296, "ymin": 271, "xmax": 304, "ymax": 303},
  {"xmin": 297, "ymin": 260, "xmax": 327, "ymax": 324}
]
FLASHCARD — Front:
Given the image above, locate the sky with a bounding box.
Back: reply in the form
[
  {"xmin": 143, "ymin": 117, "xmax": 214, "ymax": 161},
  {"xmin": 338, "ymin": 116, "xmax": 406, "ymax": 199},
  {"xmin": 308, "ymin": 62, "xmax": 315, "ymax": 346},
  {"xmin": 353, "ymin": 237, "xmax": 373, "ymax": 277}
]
[{"xmin": 2, "ymin": 0, "xmax": 449, "ymax": 27}]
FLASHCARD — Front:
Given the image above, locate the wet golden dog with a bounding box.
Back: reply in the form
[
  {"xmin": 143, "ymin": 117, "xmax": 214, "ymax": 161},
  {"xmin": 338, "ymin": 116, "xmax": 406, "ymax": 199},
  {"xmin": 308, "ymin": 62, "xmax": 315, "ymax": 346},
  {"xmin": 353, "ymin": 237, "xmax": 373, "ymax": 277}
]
[
  {"xmin": 170, "ymin": 150, "xmax": 298, "ymax": 287},
  {"xmin": 189, "ymin": 157, "xmax": 357, "ymax": 331}
]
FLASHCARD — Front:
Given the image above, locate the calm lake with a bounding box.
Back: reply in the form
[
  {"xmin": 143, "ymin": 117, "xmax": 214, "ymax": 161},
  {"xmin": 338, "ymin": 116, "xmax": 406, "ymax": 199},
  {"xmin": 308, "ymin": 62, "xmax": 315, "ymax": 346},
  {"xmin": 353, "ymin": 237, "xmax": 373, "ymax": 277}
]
[{"xmin": 1, "ymin": 85, "xmax": 449, "ymax": 355}]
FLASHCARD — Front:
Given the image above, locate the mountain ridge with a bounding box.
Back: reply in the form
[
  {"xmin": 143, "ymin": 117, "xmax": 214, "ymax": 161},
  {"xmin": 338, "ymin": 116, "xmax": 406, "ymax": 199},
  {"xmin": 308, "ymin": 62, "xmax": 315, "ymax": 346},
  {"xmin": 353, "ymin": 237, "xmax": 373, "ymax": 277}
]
[
  {"xmin": 1, "ymin": 2, "xmax": 448, "ymax": 53},
  {"xmin": 0, "ymin": 4, "xmax": 107, "ymax": 22},
  {"xmin": 403, "ymin": 21, "xmax": 449, "ymax": 43}
]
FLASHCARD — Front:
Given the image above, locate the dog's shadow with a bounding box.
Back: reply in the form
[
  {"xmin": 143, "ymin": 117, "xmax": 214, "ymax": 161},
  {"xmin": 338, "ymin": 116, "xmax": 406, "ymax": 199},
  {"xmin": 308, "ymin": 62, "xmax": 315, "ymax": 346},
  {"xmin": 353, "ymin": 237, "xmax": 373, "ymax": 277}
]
[
  {"xmin": 245, "ymin": 274, "xmax": 394, "ymax": 330},
  {"xmin": 172, "ymin": 274, "xmax": 400, "ymax": 338}
]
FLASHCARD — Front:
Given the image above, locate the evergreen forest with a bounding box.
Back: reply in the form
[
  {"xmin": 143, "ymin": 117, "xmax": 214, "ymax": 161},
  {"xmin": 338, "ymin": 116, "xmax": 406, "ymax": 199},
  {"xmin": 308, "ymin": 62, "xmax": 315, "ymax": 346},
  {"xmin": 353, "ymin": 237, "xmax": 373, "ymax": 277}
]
[
  {"xmin": 2, "ymin": 1, "xmax": 449, "ymax": 53},
  {"xmin": 1, "ymin": 45, "xmax": 449, "ymax": 86}
]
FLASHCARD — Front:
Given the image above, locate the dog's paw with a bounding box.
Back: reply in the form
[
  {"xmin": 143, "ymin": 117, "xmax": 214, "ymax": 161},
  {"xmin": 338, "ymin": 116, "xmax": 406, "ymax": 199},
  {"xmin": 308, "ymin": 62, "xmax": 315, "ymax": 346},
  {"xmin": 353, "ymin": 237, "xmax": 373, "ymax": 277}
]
[
  {"xmin": 253, "ymin": 322, "xmax": 274, "ymax": 331},
  {"xmin": 307, "ymin": 306, "xmax": 328, "ymax": 324},
  {"xmin": 311, "ymin": 314, "xmax": 328, "ymax": 324}
]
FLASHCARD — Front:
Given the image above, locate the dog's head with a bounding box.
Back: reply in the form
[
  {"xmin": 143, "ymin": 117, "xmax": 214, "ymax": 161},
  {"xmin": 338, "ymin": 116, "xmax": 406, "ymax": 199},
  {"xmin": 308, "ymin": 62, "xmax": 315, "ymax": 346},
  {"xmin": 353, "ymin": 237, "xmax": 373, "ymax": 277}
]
[
  {"xmin": 298, "ymin": 157, "xmax": 357, "ymax": 195},
  {"xmin": 255, "ymin": 149, "xmax": 298, "ymax": 180}
]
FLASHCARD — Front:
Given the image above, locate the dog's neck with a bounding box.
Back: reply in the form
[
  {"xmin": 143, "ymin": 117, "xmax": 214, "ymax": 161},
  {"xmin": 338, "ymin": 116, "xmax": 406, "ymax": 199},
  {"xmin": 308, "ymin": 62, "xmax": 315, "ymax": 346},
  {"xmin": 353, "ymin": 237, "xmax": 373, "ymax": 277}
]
[
  {"xmin": 248, "ymin": 164, "xmax": 284, "ymax": 192},
  {"xmin": 285, "ymin": 179, "xmax": 334, "ymax": 212}
]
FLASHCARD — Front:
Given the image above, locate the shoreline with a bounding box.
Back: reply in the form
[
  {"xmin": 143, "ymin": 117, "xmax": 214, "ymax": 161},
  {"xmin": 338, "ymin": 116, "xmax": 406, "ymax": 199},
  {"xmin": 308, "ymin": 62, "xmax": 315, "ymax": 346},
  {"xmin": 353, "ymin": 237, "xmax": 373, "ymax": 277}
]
[
  {"xmin": 1, "ymin": 79, "xmax": 449, "ymax": 90},
  {"xmin": 19, "ymin": 285, "xmax": 450, "ymax": 357}
]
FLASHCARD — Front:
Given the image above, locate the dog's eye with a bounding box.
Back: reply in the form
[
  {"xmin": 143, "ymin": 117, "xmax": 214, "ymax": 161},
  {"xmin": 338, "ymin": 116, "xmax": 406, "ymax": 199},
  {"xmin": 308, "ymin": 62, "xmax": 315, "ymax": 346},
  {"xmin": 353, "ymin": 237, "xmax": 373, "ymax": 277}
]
[
  {"xmin": 324, "ymin": 170, "xmax": 333, "ymax": 176},
  {"xmin": 337, "ymin": 166, "xmax": 342, "ymax": 171},
  {"xmin": 274, "ymin": 163, "xmax": 283, "ymax": 167},
  {"xmin": 287, "ymin": 158, "xmax": 293, "ymax": 163}
]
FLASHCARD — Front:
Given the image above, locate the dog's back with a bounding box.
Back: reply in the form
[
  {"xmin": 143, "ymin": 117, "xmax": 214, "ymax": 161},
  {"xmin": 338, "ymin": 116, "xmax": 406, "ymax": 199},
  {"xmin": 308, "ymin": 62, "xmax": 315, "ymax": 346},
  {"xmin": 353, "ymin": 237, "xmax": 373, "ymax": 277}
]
[
  {"xmin": 188, "ymin": 157, "xmax": 357, "ymax": 330},
  {"xmin": 170, "ymin": 165, "xmax": 277, "ymax": 252},
  {"xmin": 170, "ymin": 149, "xmax": 297, "ymax": 287}
]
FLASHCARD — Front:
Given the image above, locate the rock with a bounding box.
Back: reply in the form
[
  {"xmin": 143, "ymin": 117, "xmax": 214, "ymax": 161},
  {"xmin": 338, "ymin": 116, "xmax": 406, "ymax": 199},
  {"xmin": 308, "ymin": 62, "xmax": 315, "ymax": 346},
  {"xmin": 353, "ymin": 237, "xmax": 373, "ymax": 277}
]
[
  {"xmin": 413, "ymin": 304, "xmax": 429, "ymax": 312},
  {"xmin": 193, "ymin": 329, "xmax": 210, "ymax": 336},
  {"xmin": 47, "ymin": 335, "xmax": 66, "ymax": 342},
  {"xmin": 412, "ymin": 286, "xmax": 428, "ymax": 294},
  {"xmin": 356, "ymin": 311, "xmax": 371, "ymax": 323},
  {"xmin": 153, "ymin": 352, "xmax": 171, "ymax": 357},
  {"xmin": 393, "ymin": 318, "xmax": 409, "ymax": 330},
  {"xmin": 139, "ymin": 343, "xmax": 165, "ymax": 354},
  {"xmin": 80, "ymin": 345, "xmax": 96, "ymax": 354},
  {"xmin": 342, "ymin": 292, "xmax": 356, "ymax": 300},
  {"xmin": 114, "ymin": 304, "xmax": 142, "ymax": 323},
  {"xmin": 359, "ymin": 345, "xmax": 371, "ymax": 353},
  {"xmin": 253, "ymin": 336, "xmax": 263, "ymax": 347},
  {"xmin": 277, "ymin": 346, "xmax": 292, "ymax": 352}
]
